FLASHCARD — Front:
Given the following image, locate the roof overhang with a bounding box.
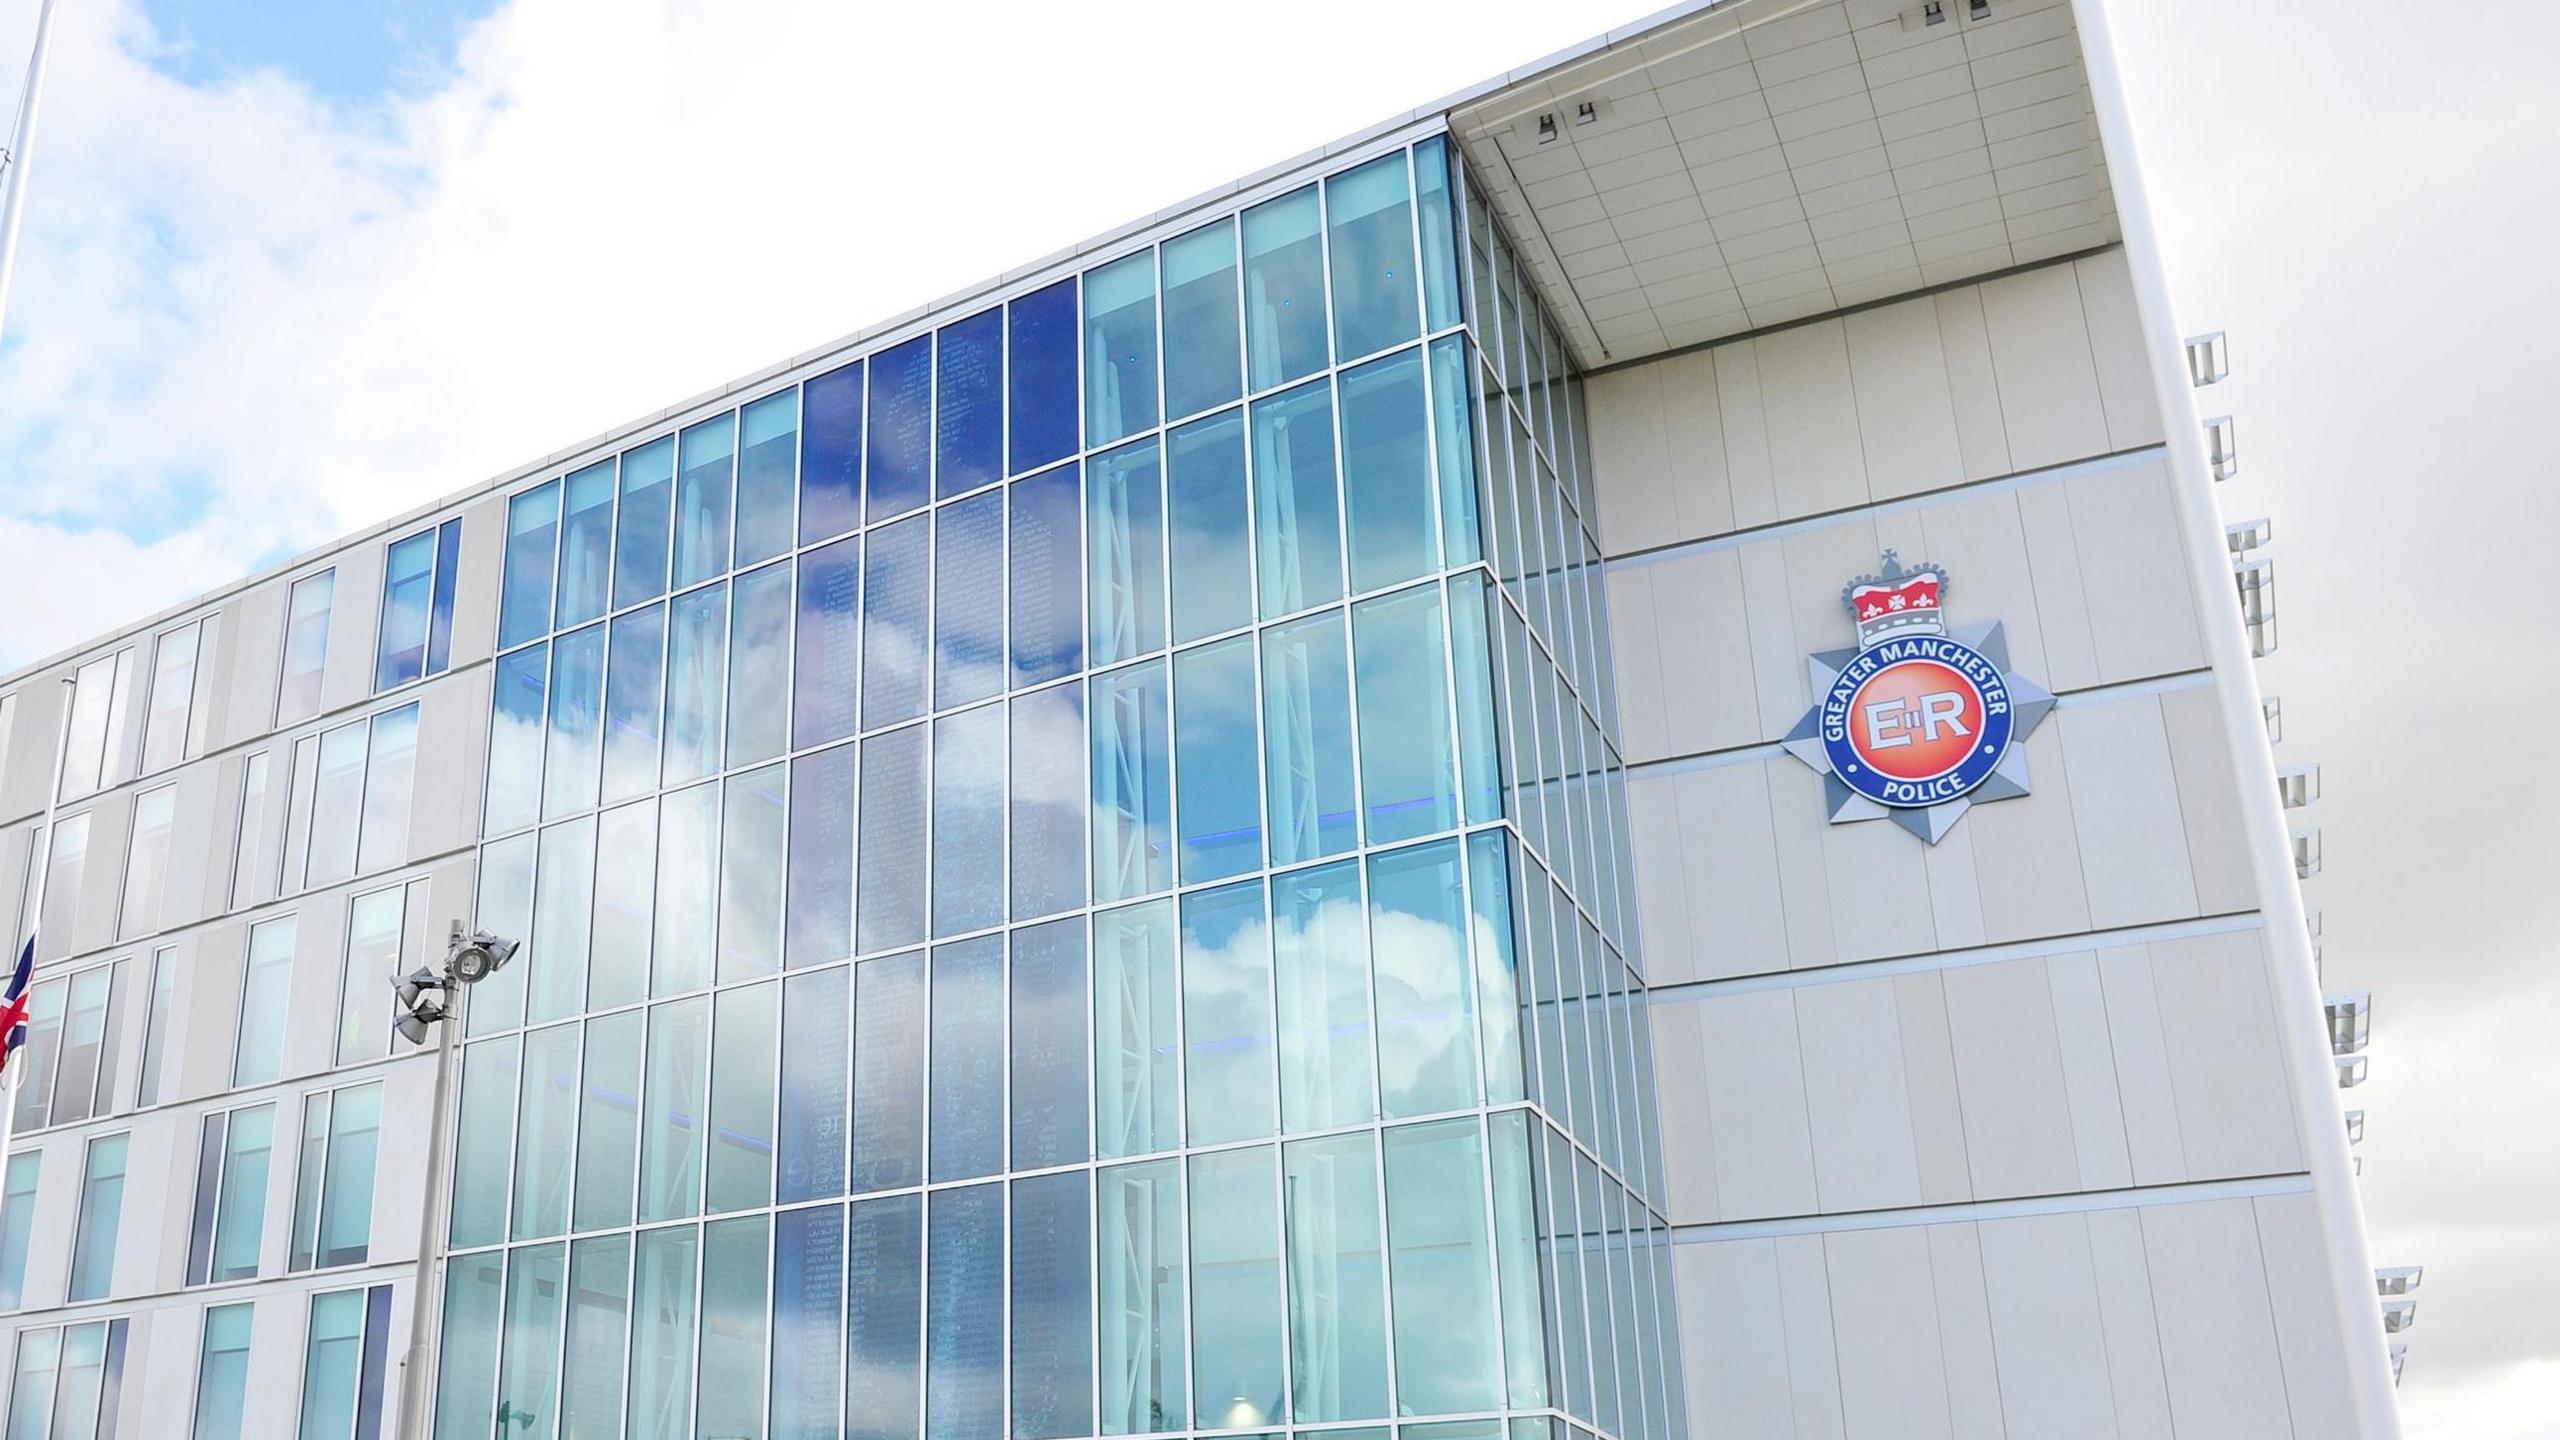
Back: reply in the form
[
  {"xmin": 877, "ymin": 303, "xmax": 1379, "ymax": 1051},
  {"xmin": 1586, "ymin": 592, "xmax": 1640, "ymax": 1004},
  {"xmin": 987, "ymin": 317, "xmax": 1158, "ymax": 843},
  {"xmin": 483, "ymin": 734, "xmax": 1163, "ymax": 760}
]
[{"xmin": 1449, "ymin": 0, "xmax": 2119, "ymax": 368}]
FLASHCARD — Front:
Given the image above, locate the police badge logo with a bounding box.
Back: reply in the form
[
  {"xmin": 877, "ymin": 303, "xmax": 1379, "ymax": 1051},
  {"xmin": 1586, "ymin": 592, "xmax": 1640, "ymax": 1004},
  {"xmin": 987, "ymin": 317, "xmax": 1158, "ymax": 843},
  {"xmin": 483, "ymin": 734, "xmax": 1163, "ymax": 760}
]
[{"xmin": 1779, "ymin": 551, "xmax": 2055, "ymax": 844}]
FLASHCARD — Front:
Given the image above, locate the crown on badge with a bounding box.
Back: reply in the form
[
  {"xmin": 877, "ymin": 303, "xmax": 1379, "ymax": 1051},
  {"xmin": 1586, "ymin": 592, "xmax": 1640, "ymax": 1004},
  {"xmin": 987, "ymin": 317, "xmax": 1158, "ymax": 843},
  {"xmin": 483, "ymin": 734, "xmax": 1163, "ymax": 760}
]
[{"xmin": 1842, "ymin": 550, "xmax": 1949, "ymax": 647}]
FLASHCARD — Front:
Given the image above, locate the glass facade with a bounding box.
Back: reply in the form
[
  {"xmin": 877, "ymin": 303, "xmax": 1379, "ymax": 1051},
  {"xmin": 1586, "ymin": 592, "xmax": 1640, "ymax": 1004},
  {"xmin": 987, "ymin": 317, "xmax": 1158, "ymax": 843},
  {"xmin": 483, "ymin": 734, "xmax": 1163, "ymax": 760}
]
[{"xmin": 452, "ymin": 132, "xmax": 1676, "ymax": 1440}]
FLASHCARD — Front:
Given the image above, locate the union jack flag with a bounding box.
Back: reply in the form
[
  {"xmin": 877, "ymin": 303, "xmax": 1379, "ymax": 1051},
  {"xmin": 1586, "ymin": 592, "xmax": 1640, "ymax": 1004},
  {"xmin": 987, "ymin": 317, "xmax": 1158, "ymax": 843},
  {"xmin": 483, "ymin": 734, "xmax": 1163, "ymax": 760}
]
[{"xmin": 0, "ymin": 940, "xmax": 30, "ymax": 1078}]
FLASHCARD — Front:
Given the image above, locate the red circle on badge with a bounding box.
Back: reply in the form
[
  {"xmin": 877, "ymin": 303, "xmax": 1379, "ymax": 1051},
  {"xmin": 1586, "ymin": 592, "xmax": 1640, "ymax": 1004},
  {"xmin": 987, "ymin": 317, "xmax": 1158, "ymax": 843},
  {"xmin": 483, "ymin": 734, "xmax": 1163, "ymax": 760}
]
[{"xmin": 1846, "ymin": 660, "xmax": 1984, "ymax": 782}]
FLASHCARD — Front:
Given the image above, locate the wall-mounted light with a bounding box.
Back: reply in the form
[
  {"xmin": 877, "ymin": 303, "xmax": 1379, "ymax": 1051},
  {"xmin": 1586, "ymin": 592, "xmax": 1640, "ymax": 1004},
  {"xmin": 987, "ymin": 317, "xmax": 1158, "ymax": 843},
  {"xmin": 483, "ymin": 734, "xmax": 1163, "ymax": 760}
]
[
  {"xmin": 2226, "ymin": 517, "xmax": 2273, "ymax": 554},
  {"xmin": 2278, "ymin": 763, "xmax": 2321, "ymax": 809},
  {"xmin": 2376, "ymin": 1265, "xmax": 2424, "ymax": 1297},
  {"xmin": 2206, "ymin": 415, "xmax": 2239, "ymax": 481},
  {"xmin": 2234, "ymin": 557, "xmax": 2277, "ymax": 656},
  {"xmin": 1906, "ymin": 1, "xmax": 1948, "ymax": 29},
  {"xmin": 2335, "ymin": 1052, "xmax": 2368, "ymax": 1088},
  {"xmin": 2324, "ymin": 990, "xmax": 2371, "ymax": 1056},
  {"xmin": 2292, "ymin": 827, "xmax": 2322, "ymax": 880},
  {"xmin": 2381, "ymin": 1297, "xmax": 2417, "ymax": 1334},
  {"xmin": 2263, "ymin": 695, "xmax": 2283, "ymax": 745},
  {"xmin": 2186, "ymin": 331, "xmax": 2228, "ymax": 387},
  {"xmin": 2344, "ymin": 1109, "xmax": 2364, "ymax": 1145}
]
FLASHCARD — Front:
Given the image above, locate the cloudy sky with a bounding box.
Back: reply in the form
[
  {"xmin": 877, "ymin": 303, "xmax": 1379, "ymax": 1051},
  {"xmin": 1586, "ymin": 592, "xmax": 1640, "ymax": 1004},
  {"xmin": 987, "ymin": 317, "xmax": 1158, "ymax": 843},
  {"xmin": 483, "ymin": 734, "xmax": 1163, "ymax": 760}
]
[{"xmin": 0, "ymin": 0, "xmax": 2550, "ymax": 1433}]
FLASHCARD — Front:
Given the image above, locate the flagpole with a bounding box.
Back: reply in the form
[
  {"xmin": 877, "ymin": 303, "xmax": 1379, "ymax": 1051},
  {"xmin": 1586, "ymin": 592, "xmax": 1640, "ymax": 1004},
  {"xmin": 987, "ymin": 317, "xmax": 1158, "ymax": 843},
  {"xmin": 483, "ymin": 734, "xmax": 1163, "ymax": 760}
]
[
  {"xmin": 0, "ymin": 0, "xmax": 67, "ymax": 357},
  {"xmin": 0, "ymin": 676, "xmax": 80, "ymax": 1167}
]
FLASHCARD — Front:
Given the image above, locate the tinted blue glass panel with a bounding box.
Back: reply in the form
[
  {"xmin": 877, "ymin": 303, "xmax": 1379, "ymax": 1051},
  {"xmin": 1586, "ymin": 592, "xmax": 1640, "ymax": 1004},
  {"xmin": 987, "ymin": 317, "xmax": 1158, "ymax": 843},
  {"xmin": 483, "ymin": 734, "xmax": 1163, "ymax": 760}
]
[
  {"xmin": 792, "ymin": 536, "xmax": 861, "ymax": 749},
  {"xmin": 377, "ymin": 528, "xmax": 437, "ymax": 690},
  {"xmin": 499, "ymin": 480, "xmax": 560, "ymax": 652},
  {"xmin": 1242, "ymin": 186, "xmax": 1328, "ymax": 390},
  {"xmin": 1415, "ymin": 138, "xmax": 1460, "ymax": 332},
  {"xmin": 542, "ymin": 622, "xmax": 606, "ymax": 818},
  {"xmin": 929, "ymin": 936, "xmax": 1003, "ymax": 1181},
  {"xmin": 614, "ymin": 436, "xmax": 676, "ymax": 609},
  {"xmin": 602, "ymin": 606, "xmax": 665, "ymax": 806},
  {"xmin": 559, "ymin": 459, "xmax": 616, "ymax": 629},
  {"xmin": 785, "ymin": 744, "xmax": 854, "ymax": 971},
  {"xmin": 1261, "ymin": 609, "xmax": 1357, "ymax": 865},
  {"xmin": 930, "ymin": 705, "xmax": 1005, "ymax": 938},
  {"xmin": 737, "ymin": 390, "xmax": 798, "ymax": 566},
  {"xmin": 1173, "ymin": 636, "xmax": 1262, "ymax": 883},
  {"xmin": 718, "ymin": 764, "xmax": 786, "ymax": 982},
  {"xmin": 1353, "ymin": 585, "xmax": 1457, "ymax": 843},
  {"xmin": 861, "ymin": 516, "xmax": 929, "ymax": 730},
  {"xmin": 802, "ymin": 360, "xmax": 864, "ymax": 544},
  {"xmin": 705, "ymin": 981, "xmax": 778, "ymax": 1207},
  {"xmin": 925, "ymin": 1184, "xmax": 1002, "ymax": 1440},
  {"xmin": 1009, "ymin": 463, "xmax": 1082, "ymax": 686},
  {"xmin": 1010, "ymin": 682, "xmax": 1085, "ymax": 920},
  {"xmin": 936, "ymin": 308, "xmax": 1002, "ymax": 499},
  {"xmin": 487, "ymin": 644, "xmax": 547, "ymax": 836},
  {"xmin": 1369, "ymin": 839, "xmax": 1478, "ymax": 1116},
  {"xmin": 846, "ymin": 1194, "xmax": 922, "ymax": 1440},
  {"xmin": 1327, "ymin": 151, "xmax": 1421, "ymax": 361},
  {"xmin": 1251, "ymin": 380, "xmax": 1342, "ymax": 616},
  {"xmin": 664, "ymin": 583, "xmax": 728, "ymax": 786},
  {"xmin": 727, "ymin": 561, "xmax": 792, "ymax": 768},
  {"xmin": 674, "ymin": 413, "xmax": 736, "ymax": 590},
  {"xmin": 1093, "ymin": 903, "xmax": 1179, "ymax": 1161},
  {"xmin": 1091, "ymin": 661, "xmax": 1172, "ymax": 903},
  {"xmin": 1088, "ymin": 440, "xmax": 1164, "ymax": 667},
  {"xmin": 428, "ymin": 518, "xmax": 462, "ymax": 676},
  {"xmin": 771, "ymin": 1204, "xmax": 845, "ymax": 1439},
  {"xmin": 1166, "ymin": 409, "xmax": 1251, "ymax": 643},
  {"xmin": 1163, "ymin": 219, "xmax": 1241, "ymax": 422},
  {"xmin": 1010, "ymin": 278, "xmax": 1078, "ymax": 473},
  {"xmin": 1011, "ymin": 1170, "xmax": 1093, "ymax": 1440},
  {"xmin": 778, "ymin": 966, "xmax": 849, "ymax": 1203},
  {"xmin": 1181, "ymin": 881, "xmax": 1275, "ymax": 1144},
  {"xmin": 933, "ymin": 491, "xmax": 1004, "ymax": 709},
  {"xmin": 1009, "ymin": 917, "xmax": 1087, "ymax": 1170},
  {"xmin": 1273, "ymin": 857, "xmax": 1374, "ymax": 1132},
  {"xmin": 1187, "ymin": 1146, "xmax": 1285, "ymax": 1430},
  {"xmin": 1341, "ymin": 347, "xmax": 1436, "ymax": 592},
  {"xmin": 1085, "ymin": 251, "xmax": 1158, "ymax": 446},
  {"xmin": 1429, "ymin": 335, "xmax": 1482, "ymax": 567},
  {"xmin": 1450, "ymin": 572, "xmax": 1504, "ymax": 825},
  {"xmin": 867, "ymin": 337, "xmax": 932, "ymax": 522},
  {"xmin": 851, "ymin": 950, "xmax": 925, "ymax": 1193},
  {"xmin": 856, "ymin": 726, "xmax": 927, "ymax": 954}
]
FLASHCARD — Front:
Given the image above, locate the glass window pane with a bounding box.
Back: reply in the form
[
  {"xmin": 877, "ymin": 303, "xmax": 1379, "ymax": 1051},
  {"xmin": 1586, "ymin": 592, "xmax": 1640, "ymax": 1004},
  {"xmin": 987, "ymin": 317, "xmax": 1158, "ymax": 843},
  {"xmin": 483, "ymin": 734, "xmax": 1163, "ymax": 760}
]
[
  {"xmin": 786, "ymin": 744, "xmax": 856, "ymax": 970},
  {"xmin": 138, "ymin": 946, "xmax": 177, "ymax": 1105},
  {"xmin": 141, "ymin": 620, "xmax": 202, "ymax": 774},
  {"xmin": 212, "ymin": 1103, "xmax": 274, "ymax": 1283},
  {"xmin": 707, "ymin": 983, "xmax": 778, "ymax": 1214},
  {"xmin": 1087, "ymin": 439, "xmax": 1164, "ymax": 668},
  {"xmin": 573, "ymin": 1010, "xmax": 643, "ymax": 1232},
  {"xmin": 1181, "ymin": 881, "xmax": 1274, "ymax": 1145},
  {"xmin": 793, "ymin": 536, "xmax": 861, "ymax": 749},
  {"xmin": 278, "ymin": 570, "xmax": 334, "ymax": 726},
  {"xmin": 1272, "ymin": 858, "xmax": 1373, "ymax": 1132},
  {"xmin": 1010, "ymin": 277, "xmax": 1079, "ymax": 473},
  {"xmin": 1093, "ymin": 899, "xmax": 1177, "ymax": 1159},
  {"xmin": 937, "ymin": 308, "xmax": 1003, "ymax": 499},
  {"xmin": 933, "ymin": 491, "xmax": 1005, "ymax": 710},
  {"xmin": 602, "ymin": 605, "xmax": 667, "ymax": 805},
  {"xmin": 559, "ymin": 458, "xmax": 616, "ymax": 629},
  {"xmin": 494, "ymin": 1247, "xmax": 565, "ymax": 1440},
  {"xmin": 118, "ymin": 784, "xmax": 174, "ymax": 940},
  {"xmin": 1011, "ymin": 1170, "xmax": 1092, "ymax": 1440},
  {"xmin": 1242, "ymin": 186, "xmax": 1328, "ymax": 390},
  {"xmin": 862, "ymin": 516, "xmax": 929, "ymax": 730},
  {"xmin": 562, "ymin": 1235, "xmax": 632, "ymax": 1439},
  {"xmin": 0, "ymin": 1154, "xmax": 36, "ymax": 1310},
  {"xmin": 867, "ymin": 335, "xmax": 932, "ymax": 522},
  {"xmin": 194, "ymin": 1303, "xmax": 254, "ymax": 1440},
  {"xmin": 738, "ymin": 389, "xmax": 799, "ymax": 567},
  {"xmin": 727, "ymin": 561, "xmax": 793, "ymax": 769},
  {"xmin": 1327, "ymin": 151, "xmax": 1421, "ymax": 362},
  {"xmin": 856, "ymin": 727, "xmax": 927, "ymax": 955},
  {"xmin": 530, "ymin": 816, "xmax": 597, "ymax": 1025},
  {"xmin": 1090, "ymin": 661, "xmax": 1171, "ymax": 903},
  {"xmin": 499, "ymin": 479, "xmax": 561, "ymax": 652},
  {"xmin": 308, "ymin": 720, "xmax": 366, "ymax": 886},
  {"xmin": 1173, "ymin": 636, "xmax": 1261, "ymax": 884},
  {"xmin": 4, "ymin": 1328, "xmax": 55, "ymax": 1440},
  {"xmin": 928, "ymin": 936, "xmax": 1002, "ymax": 1182},
  {"xmin": 1162, "ymin": 217, "xmax": 1241, "ymax": 421},
  {"xmin": 1009, "ymin": 917, "xmax": 1087, "ymax": 1170},
  {"xmin": 675, "ymin": 412, "xmax": 736, "ymax": 590},
  {"xmin": 1260, "ymin": 609, "xmax": 1356, "ymax": 866},
  {"xmin": 1166, "ymin": 409, "xmax": 1251, "ymax": 644},
  {"xmin": 1085, "ymin": 250, "xmax": 1158, "ymax": 447},
  {"xmin": 511, "ymin": 1026, "xmax": 580, "ymax": 1241},
  {"xmin": 11, "ymin": 980, "xmax": 61, "ymax": 1132},
  {"xmin": 847, "ymin": 1194, "xmax": 922, "ymax": 1440},
  {"xmin": 591, "ymin": 799, "xmax": 657, "ymax": 1012},
  {"xmin": 433, "ymin": 1252, "xmax": 504, "ymax": 1440},
  {"xmin": 1467, "ymin": 832, "xmax": 1526, "ymax": 1105},
  {"xmin": 1352, "ymin": 585, "xmax": 1458, "ymax": 843},
  {"xmin": 451, "ymin": 1039, "xmax": 519, "ymax": 1247},
  {"xmin": 377, "ymin": 529, "xmax": 436, "ymax": 690},
  {"xmin": 654, "ymin": 782, "xmax": 718, "ymax": 997},
  {"xmin": 1096, "ymin": 1160, "xmax": 1186, "ymax": 1434},
  {"xmin": 771, "ymin": 1206, "xmax": 843, "ymax": 1439},
  {"xmin": 1385, "ymin": 1118, "xmax": 1502, "ymax": 1413},
  {"xmin": 1011, "ymin": 682, "xmax": 1086, "ymax": 922},
  {"xmin": 1429, "ymin": 335, "xmax": 1482, "ymax": 567},
  {"xmin": 720, "ymin": 765, "xmax": 786, "ymax": 982},
  {"xmin": 1415, "ymin": 138, "xmax": 1460, "ymax": 333},
  {"xmin": 231, "ymin": 752, "xmax": 274, "ymax": 911},
  {"xmin": 357, "ymin": 703, "xmax": 418, "ymax": 875},
  {"xmin": 53, "ymin": 967, "xmax": 113, "ymax": 1127},
  {"xmin": 802, "ymin": 360, "xmax": 863, "ymax": 544},
  {"xmin": 925, "ymin": 1183, "xmax": 1001, "ymax": 1440},
  {"xmin": 640, "ymin": 996, "xmax": 711, "ymax": 1223},
  {"xmin": 665, "ymin": 583, "xmax": 729, "ymax": 786},
  {"xmin": 235, "ymin": 916, "xmax": 295, "ymax": 1087},
  {"xmin": 429, "ymin": 518, "xmax": 463, "ymax": 678},
  {"xmin": 851, "ymin": 950, "xmax": 926, "ymax": 1193},
  {"xmin": 1488, "ymin": 1109, "xmax": 1549, "ymax": 1409},
  {"xmin": 319, "ymin": 1085, "xmax": 380, "ymax": 1268},
  {"xmin": 1449, "ymin": 573, "xmax": 1504, "ymax": 825},
  {"xmin": 698, "ymin": 1215, "xmax": 769, "ymax": 1440},
  {"xmin": 615, "ymin": 436, "xmax": 677, "ymax": 610},
  {"xmin": 1251, "ymin": 380, "xmax": 1341, "ymax": 617},
  {"xmin": 1008, "ymin": 463, "xmax": 1083, "ymax": 687},
  {"xmin": 1340, "ymin": 347, "xmax": 1435, "ymax": 592},
  {"xmin": 1282, "ymin": 1130, "xmax": 1389, "ymax": 1421},
  {"xmin": 778, "ymin": 966, "xmax": 850, "ymax": 1204},
  {"xmin": 67, "ymin": 1134, "xmax": 124, "ymax": 1301},
  {"xmin": 1189, "ymin": 1147, "xmax": 1284, "ymax": 1431},
  {"xmin": 628, "ymin": 1223, "xmax": 700, "ymax": 1440},
  {"xmin": 339, "ymin": 888, "xmax": 403, "ymax": 1066},
  {"xmin": 1369, "ymin": 840, "xmax": 1479, "ymax": 1117}
]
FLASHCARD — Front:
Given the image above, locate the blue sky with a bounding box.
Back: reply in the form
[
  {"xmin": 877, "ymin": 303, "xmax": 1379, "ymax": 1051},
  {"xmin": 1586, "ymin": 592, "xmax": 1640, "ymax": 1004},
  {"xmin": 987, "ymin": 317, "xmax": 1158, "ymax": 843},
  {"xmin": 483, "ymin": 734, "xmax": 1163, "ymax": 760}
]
[{"xmin": 138, "ymin": 0, "xmax": 496, "ymax": 103}]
